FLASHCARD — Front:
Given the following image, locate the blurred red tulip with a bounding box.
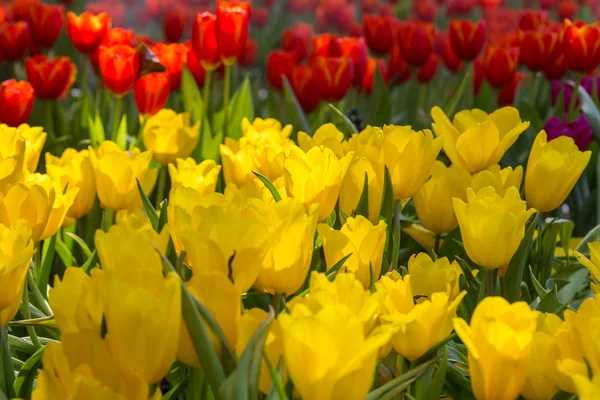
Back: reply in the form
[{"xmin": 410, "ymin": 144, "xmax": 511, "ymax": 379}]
[
  {"xmin": 539, "ymin": 0, "xmax": 557, "ymax": 9},
  {"xmin": 98, "ymin": 44, "xmax": 140, "ymax": 97},
  {"xmin": 67, "ymin": 12, "xmax": 111, "ymax": 54},
  {"xmin": 563, "ymin": 20, "xmax": 600, "ymax": 72},
  {"xmin": 251, "ymin": 6, "xmax": 268, "ymax": 28},
  {"xmin": 192, "ymin": 12, "xmax": 220, "ymax": 70},
  {"xmin": 361, "ymin": 0, "xmax": 379, "ymax": 13},
  {"xmin": 311, "ymin": 55, "xmax": 353, "ymax": 101},
  {"xmin": 26, "ymin": 3, "xmax": 63, "ymax": 49},
  {"xmin": 388, "ymin": 43, "xmax": 411, "ymax": 84},
  {"xmin": 0, "ymin": 9, "xmax": 5, "ymax": 26},
  {"xmin": 134, "ymin": 72, "xmax": 170, "ymax": 116},
  {"xmin": 288, "ymin": 0, "xmax": 317, "ymax": 12},
  {"xmin": 417, "ymin": 53, "xmax": 439, "ymax": 83},
  {"xmin": 163, "ymin": 9, "xmax": 186, "ymax": 43},
  {"xmin": 239, "ymin": 37, "xmax": 257, "ymax": 67},
  {"xmin": 518, "ymin": 10, "xmax": 548, "ymax": 31},
  {"xmin": 413, "ymin": 0, "xmax": 437, "ymax": 22},
  {"xmin": 519, "ymin": 28, "xmax": 560, "ymax": 72},
  {"xmin": 85, "ymin": 1, "xmax": 124, "ymax": 27},
  {"xmin": 437, "ymin": 32, "xmax": 462, "ymax": 73},
  {"xmin": 559, "ymin": 0, "xmax": 578, "ymax": 21},
  {"xmin": 446, "ymin": 0, "xmax": 476, "ymax": 15},
  {"xmin": 312, "ymin": 34, "xmax": 342, "ymax": 58},
  {"xmin": 497, "ymin": 72, "xmax": 523, "ymax": 106},
  {"xmin": 363, "ymin": 14, "xmax": 393, "ymax": 54},
  {"xmin": 267, "ymin": 50, "xmax": 296, "ymax": 91},
  {"xmin": 338, "ymin": 36, "xmax": 368, "ymax": 84},
  {"xmin": 361, "ymin": 57, "xmax": 388, "ymax": 94},
  {"xmin": 291, "ymin": 64, "xmax": 320, "ymax": 113},
  {"xmin": 25, "ymin": 55, "xmax": 76, "ymax": 99},
  {"xmin": 0, "ymin": 79, "xmax": 35, "ymax": 127},
  {"xmin": 7, "ymin": 0, "xmax": 38, "ymax": 22},
  {"xmin": 216, "ymin": 1, "xmax": 250, "ymax": 64},
  {"xmin": 152, "ymin": 42, "xmax": 188, "ymax": 91},
  {"xmin": 544, "ymin": 53, "xmax": 568, "ymax": 80},
  {"xmin": 349, "ymin": 22, "xmax": 364, "ymax": 37},
  {"xmin": 282, "ymin": 23, "xmax": 313, "ymax": 61},
  {"xmin": 399, "ymin": 20, "xmax": 435, "ymax": 67},
  {"xmin": 321, "ymin": 0, "xmax": 346, "ymax": 18},
  {"xmin": 90, "ymin": 27, "xmax": 134, "ymax": 74},
  {"xmin": 448, "ymin": 20, "xmax": 486, "ymax": 61},
  {"xmin": 334, "ymin": 3, "xmax": 356, "ymax": 33},
  {"xmin": 186, "ymin": 41, "xmax": 206, "ymax": 87},
  {"xmin": 481, "ymin": 44, "xmax": 519, "ymax": 88},
  {"xmin": 0, "ymin": 21, "xmax": 30, "ymax": 60}
]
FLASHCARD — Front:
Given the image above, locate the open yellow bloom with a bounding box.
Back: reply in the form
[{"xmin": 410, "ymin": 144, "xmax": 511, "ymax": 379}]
[
  {"xmin": 168, "ymin": 157, "xmax": 221, "ymax": 195},
  {"xmin": 46, "ymin": 148, "xmax": 96, "ymax": 223},
  {"xmin": 414, "ymin": 161, "xmax": 471, "ymax": 234},
  {"xmin": 575, "ymin": 242, "xmax": 600, "ymax": 294},
  {"xmin": 284, "ymin": 145, "xmax": 353, "ymax": 221},
  {"xmin": 431, "ymin": 106, "xmax": 529, "ymax": 173},
  {"xmin": 0, "ymin": 221, "xmax": 33, "ymax": 327},
  {"xmin": 471, "ymin": 164, "xmax": 523, "ymax": 196},
  {"xmin": 565, "ymin": 294, "xmax": 600, "ymax": 372},
  {"xmin": 224, "ymin": 177, "xmax": 287, "ymax": 205},
  {"xmin": 339, "ymin": 156, "xmax": 383, "ymax": 224},
  {"xmin": 570, "ymin": 374, "xmax": 600, "ymax": 400},
  {"xmin": 318, "ymin": 216, "xmax": 387, "ymax": 289},
  {"xmin": 453, "ymin": 186, "xmax": 536, "ymax": 274},
  {"xmin": 525, "ymin": 130, "xmax": 591, "ymax": 212},
  {"xmin": 89, "ymin": 141, "xmax": 157, "ymax": 210},
  {"xmin": 407, "ymin": 253, "xmax": 462, "ymax": 301},
  {"xmin": 298, "ymin": 123, "xmax": 348, "ymax": 158},
  {"xmin": 453, "ymin": 297, "xmax": 539, "ymax": 400},
  {"xmin": 142, "ymin": 109, "xmax": 199, "ymax": 166}
]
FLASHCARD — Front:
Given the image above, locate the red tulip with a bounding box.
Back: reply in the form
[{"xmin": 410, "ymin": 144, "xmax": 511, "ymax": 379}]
[
  {"xmin": 25, "ymin": 55, "xmax": 76, "ymax": 100},
  {"xmin": 251, "ymin": 6, "xmax": 269, "ymax": 28},
  {"xmin": 519, "ymin": 28, "xmax": 560, "ymax": 72},
  {"xmin": 311, "ymin": 56, "xmax": 353, "ymax": 101},
  {"xmin": 361, "ymin": 57, "xmax": 388, "ymax": 94},
  {"xmin": 417, "ymin": 53, "xmax": 439, "ymax": 83},
  {"xmin": 152, "ymin": 43, "xmax": 188, "ymax": 91},
  {"xmin": 67, "ymin": 11, "xmax": 111, "ymax": 54},
  {"xmin": 388, "ymin": 43, "xmax": 411, "ymax": 85},
  {"xmin": 216, "ymin": 1, "xmax": 250, "ymax": 65},
  {"xmin": 559, "ymin": 0, "xmax": 578, "ymax": 21},
  {"xmin": 349, "ymin": 22, "xmax": 364, "ymax": 37},
  {"xmin": 448, "ymin": 20, "xmax": 486, "ymax": 61},
  {"xmin": 480, "ymin": 44, "xmax": 519, "ymax": 89},
  {"xmin": 338, "ymin": 37, "xmax": 368, "ymax": 85},
  {"xmin": 518, "ymin": 10, "xmax": 548, "ymax": 31},
  {"xmin": 282, "ymin": 22, "xmax": 313, "ymax": 61},
  {"xmin": 399, "ymin": 20, "xmax": 436, "ymax": 67},
  {"xmin": 192, "ymin": 12, "xmax": 220, "ymax": 70},
  {"xmin": 267, "ymin": 50, "xmax": 296, "ymax": 91},
  {"xmin": 90, "ymin": 27, "xmax": 133, "ymax": 73},
  {"xmin": 437, "ymin": 32, "xmax": 462, "ymax": 73},
  {"xmin": 239, "ymin": 37, "xmax": 257, "ymax": 68},
  {"xmin": 447, "ymin": 0, "xmax": 476, "ymax": 15},
  {"xmin": 98, "ymin": 44, "xmax": 141, "ymax": 97},
  {"xmin": 0, "ymin": 79, "xmax": 35, "ymax": 127},
  {"xmin": 0, "ymin": 9, "xmax": 5, "ymax": 26},
  {"xmin": 562, "ymin": 20, "xmax": 600, "ymax": 72},
  {"xmin": 363, "ymin": 14, "xmax": 393, "ymax": 54},
  {"xmin": 288, "ymin": 0, "xmax": 317, "ymax": 12},
  {"xmin": 163, "ymin": 9, "xmax": 186, "ymax": 43},
  {"xmin": 544, "ymin": 53, "xmax": 568, "ymax": 80},
  {"xmin": 413, "ymin": 0, "xmax": 437, "ymax": 22},
  {"xmin": 334, "ymin": 4, "xmax": 356, "ymax": 33},
  {"xmin": 0, "ymin": 21, "xmax": 30, "ymax": 61},
  {"xmin": 290, "ymin": 64, "xmax": 320, "ymax": 113},
  {"xmin": 134, "ymin": 72, "xmax": 170, "ymax": 116},
  {"xmin": 497, "ymin": 72, "xmax": 523, "ymax": 106},
  {"xmin": 186, "ymin": 42, "xmax": 206, "ymax": 87},
  {"xmin": 311, "ymin": 34, "xmax": 342, "ymax": 58},
  {"xmin": 26, "ymin": 3, "xmax": 64, "ymax": 49},
  {"xmin": 361, "ymin": 0, "xmax": 379, "ymax": 13}
]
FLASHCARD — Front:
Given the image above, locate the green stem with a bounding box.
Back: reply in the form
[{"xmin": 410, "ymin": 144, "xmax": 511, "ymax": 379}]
[
  {"xmin": 0, "ymin": 326, "xmax": 14, "ymax": 398},
  {"xmin": 392, "ymin": 200, "xmax": 402, "ymax": 270},
  {"xmin": 202, "ymin": 70, "xmax": 212, "ymax": 131},
  {"xmin": 567, "ymin": 73, "xmax": 582, "ymax": 122},
  {"xmin": 110, "ymin": 96, "xmax": 123, "ymax": 143},
  {"xmin": 27, "ymin": 269, "xmax": 52, "ymax": 316},
  {"xmin": 22, "ymin": 277, "xmax": 42, "ymax": 350},
  {"xmin": 487, "ymin": 269, "xmax": 495, "ymax": 297},
  {"xmin": 465, "ymin": 61, "xmax": 474, "ymax": 110},
  {"xmin": 529, "ymin": 72, "xmax": 539, "ymax": 109},
  {"xmin": 222, "ymin": 64, "xmax": 231, "ymax": 134},
  {"xmin": 43, "ymin": 100, "xmax": 55, "ymax": 140},
  {"xmin": 33, "ymin": 242, "xmax": 42, "ymax": 283},
  {"xmin": 81, "ymin": 55, "xmax": 89, "ymax": 96},
  {"xmin": 102, "ymin": 208, "xmax": 114, "ymax": 232},
  {"xmin": 155, "ymin": 166, "xmax": 167, "ymax": 209},
  {"xmin": 434, "ymin": 234, "xmax": 441, "ymax": 255},
  {"xmin": 272, "ymin": 292, "xmax": 282, "ymax": 315}
]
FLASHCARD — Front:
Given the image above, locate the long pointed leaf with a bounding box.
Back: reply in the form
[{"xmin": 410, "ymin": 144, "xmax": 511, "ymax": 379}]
[
  {"xmin": 503, "ymin": 216, "xmax": 537, "ymax": 302},
  {"xmin": 253, "ymin": 171, "xmax": 282, "ymax": 202}
]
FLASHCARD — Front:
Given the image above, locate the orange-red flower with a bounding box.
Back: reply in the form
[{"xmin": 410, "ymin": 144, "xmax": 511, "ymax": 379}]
[
  {"xmin": 338, "ymin": 36, "xmax": 368, "ymax": 84},
  {"xmin": 519, "ymin": 28, "xmax": 560, "ymax": 72},
  {"xmin": 0, "ymin": 80, "xmax": 35, "ymax": 127},
  {"xmin": 311, "ymin": 55, "xmax": 353, "ymax": 101},
  {"xmin": 25, "ymin": 55, "xmax": 77, "ymax": 100},
  {"xmin": 216, "ymin": 1, "xmax": 250, "ymax": 65},
  {"xmin": 438, "ymin": 31, "xmax": 462, "ymax": 73},
  {"xmin": 417, "ymin": 53, "xmax": 439, "ymax": 83},
  {"xmin": 562, "ymin": 20, "xmax": 600, "ymax": 73},
  {"xmin": 518, "ymin": 10, "xmax": 548, "ymax": 31},
  {"xmin": 239, "ymin": 37, "xmax": 257, "ymax": 68},
  {"xmin": 251, "ymin": 6, "xmax": 269, "ymax": 28},
  {"xmin": 361, "ymin": 57, "xmax": 388, "ymax": 94},
  {"xmin": 558, "ymin": 0, "xmax": 577, "ymax": 21},
  {"xmin": 281, "ymin": 22, "xmax": 312, "ymax": 61},
  {"xmin": 267, "ymin": 50, "xmax": 296, "ymax": 91},
  {"xmin": 291, "ymin": 64, "xmax": 320, "ymax": 113},
  {"xmin": 98, "ymin": 44, "xmax": 140, "ymax": 97},
  {"xmin": 7, "ymin": 0, "xmax": 37, "ymax": 22},
  {"xmin": 413, "ymin": 0, "xmax": 437, "ymax": 22},
  {"xmin": 186, "ymin": 41, "xmax": 206, "ymax": 87},
  {"xmin": 90, "ymin": 27, "xmax": 133, "ymax": 74},
  {"xmin": 0, "ymin": 21, "xmax": 31, "ymax": 61},
  {"xmin": 191, "ymin": 12, "xmax": 220, "ymax": 70},
  {"xmin": 388, "ymin": 43, "xmax": 411, "ymax": 85},
  {"xmin": 134, "ymin": 72, "xmax": 169, "ymax": 116},
  {"xmin": 544, "ymin": 53, "xmax": 567, "ymax": 80},
  {"xmin": 399, "ymin": 20, "xmax": 435, "ymax": 67},
  {"xmin": 67, "ymin": 11, "xmax": 111, "ymax": 54},
  {"xmin": 497, "ymin": 72, "xmax": 523, "ymax": 106},
  {"xmin": 311, "ymin": 34, "xmax": 342, "ymax": 58},
  {"xmin": 363, "ymin": 14, "xmax": 393, "ymax": 54},
  {"xmin": 152, "ymin": 42, "xmax": 188, "ymax": 91},
  {"xmin": 448, "ymin": 20, "xmax": 486, "ymax": 61},
  {"xmin": 480, "ymin": 44, "xmax": 519, "ymax": 89},
  {"xmin": 163, "ymin": 8, "xmax": 186, "ymax": 43},
  {"xmin": 26, "ymin": 3, "xmax": 64, "ymax": 49}
]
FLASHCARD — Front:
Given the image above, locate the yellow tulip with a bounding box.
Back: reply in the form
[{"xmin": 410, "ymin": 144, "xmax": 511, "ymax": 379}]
[
  {"xmin": 224, "ymin": 177, "xmax": 288, "ymax": 205},
  {"xmin": 0, "ymin": 130, "xmax": 26, "ymax": 192},
  {"xmin": 284, "ymin": 145, "xmax": 353, "ymax": 221},
  {"xmin": 414, "ymin": 161, "xmax": 471, "ymax": 234},
  {"xmin": 453, "ymin": 297, "xmax": 539, "ymax": 400},
  {"xmin": 96, "ymin": 268, "xmax": 180, "ymax": 383},
  {"xmin": 89, "ymin": 141, "xmax": 157, "ymax": 210},
  {"xmin": 46, "ymin": 148, "xmax": 97, "ymax": 222},
  {"xmin": 570, "ymin": 374, "xmax": 600, "ymax": 400},
  {"xmin": 16, "ymin": 124, "xmax": 46, "ymax": 173},
  {"xmin": 453, "ymin": 186, "xmax": 536, "ymax": 274},
  {"xmin": 471, "ymin": 164, "xmax": 523, "ymax": 197},
  {"xmin": 177, "ymin": 271, "xmax": 240, "ymax": 368},
  {"xmin": 168, "ymin": 157, "xmax": 221, "ymax": 195},
  {"xmin": 298, "ymin": 123, "xmax": 348, "ymax": 158},
  {"xmin": 236, "ymin": 308, "xmax": 287, "ymax": 394},
  {"xmin": 317, "ymin": 216, "xmax": 387, "ymax": 289},
  {"xmin": 115, "ymin": 208, "xmax": 155, "ymax": 235},
  {"xmin": 564, "ymin": 294, "xmax": 600, "ymax": 372},
  {"xmin": 0, "ymin": 220, "xmax": 33, "ymax": 327},
  {"xmin": 339, "ymin": 156, "xmax": 383, "ymax": 224},
  {"xmin": 141, "ymin": 109, "xmax": 199, "ymax": 166},
  {"xmin": 278, "ymin": 303, "xmax": 391, "ymax": 400},
  {"xmin": 403, "ymin": 224, "xmax": 439, "ymax": 251},
  {"xmin": 241, "ymin": 117, "xmax": 292, "ymax": 139},
  {"xmin": 575, "ymin": 243, "xmax": 600, "ymax": 294},
  {"xmin": 431, "ymin": 106, "xmax": 530, "ymax": 173},
  {"xmin": 525, "ymin": 130, "xmax": 591, "ymax": 212},
  {"xmin": 407, "ymin": 252, "xmax": 462, "ymax": 301},
  {"xmin": 254, "ymin": 199, "xmax": 319, "ymax": 295}
]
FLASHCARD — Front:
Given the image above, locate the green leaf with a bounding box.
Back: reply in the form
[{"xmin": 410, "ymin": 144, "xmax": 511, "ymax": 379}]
[
  {"xmin": 136, "ymin": 178, "xmax": 159, "ymax": 231},
  {"xmin": 454, "ymin": 256, "xmax": 480, "ymax": 293},
  {"xmin": 577, "ymin": 83, "xmax": 600, "ymax": 143},
  {"xmin": 425, "ymin": 348, "xmax": 449, "ymax": 400},
  {"xmin": 366, "ymin": 67, "xmax": 391, "ymax": 127},
  {"xmin": 540, "ymin": 219, "xmax": 570, "ymax": 283},
  {"xmin": 114, "ymin": 114, "xmax": 128, "ymax": 150},
  {"xmin": 576, "ymin": 224, "xmax": 600, "ymax": 253},
  {"xmin": 476, "ymin": 269, "xmax": 488, "ymax": 303},
  {"xmin": 162, "ymin": 374, "xmax": 190, "ymax": 400},
  {"xmin": 265, "ymin": 357, "xmax": 288, "ymax": 400},
  {"xmin": 281, "ymin": 76, "xmax": 312, "ymax": 136},
  {"xmin": 536, "ymin": 286, "xmax": 563, "ymax": 313},
  {"xmin": 530, "ymin": 265, "xmax": 549, "ymax": 299},
  {"xmin": 81, "ymin": 249, "xmax": 98, "ymax": 274},
  {"xmin": 65, "ymin": 232, "xmax": 92, "ymax": 259},
  {"xmin": 326, "ymin": 253, "xmax": 354, "ymax": 281},
  {"xmin": 353, "ymin": 172, "xmax": 369, "ymax": 219},
  {"xmin": 328, "ymin": 103, "xmax": 357, "ymax": 135},
  {"xmin": 226, "ymin": 77, "xmax": 254, "ymax": 139},
  {"xmin": 557, "ymin": 268, "xmax": 589, "ymax": 305},
  {"xmin": 88, "ymin": 113, "xmax": 105, "ymax": 147},
  {"xmin": 37, "ymin": 234, "xmax": 57, "ymax": 297},
  {"xmin": 191, "ymin": 295, "xmax": 236, "ymax": 365},
  {"xmin": 181, "ymin": 65, "xmax": 204, "ymax": 123},
  {"xmin": 55, "ymin": 237, "xmax": 76, "ymax": 268},
  {"xmin": 503, "ymin": 216, "xmax": 537, "ymax": 303},
  {"xmin": 1, "ymin": 328, "xmax": 14, "ymax": 398},
  {"xmin": 325, "ymin": 209, "xmax": 336, "ymax": 227},
  {"xmin": 369, "ymin": 262, "xmax": 376, "ymax": 293},
  {"xmin": 379, "ymin": 166, "xmax": 394, "ymax": 225},
  {"xmin": 13, "ymin": 344, "xmax": 44, "ymax": 399},
  {"xmin": 253, "ymin": 171, "xmax": 282, "ymax": 202},
  {"xmin": 559, "ymin": 219, "xmax": 575, "ymax": 259},
  {"xmin": 445, "ymin": 64, "xmax": 471, "ymax": 118},
  {"xmin": 157, "ymin": 199, "xmax": 169, "ymax": 232}
]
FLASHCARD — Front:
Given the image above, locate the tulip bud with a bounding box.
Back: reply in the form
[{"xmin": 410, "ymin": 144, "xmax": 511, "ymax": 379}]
[
  {"xmin": 448, "ymin": 20, "xmax": 486, "ymax": 60},
  {"xmin": 481, "ymin": 44, "xmax": 519, "ymax": 89},
  {"xmin": 471, "ymin": 164, "xmax": 523, "ymax": 196},
  {"xmin": 0, "ymin": 80, "xmax": 35, "ymax": 128},
  {"xmin": 152, "ymin": 43, "xmax": 188, "ymax": 92},
  {"xmin": 0, "ymin": 21, "xmax": 30, "ymax": 61},
  {"xmin": 562, "ymin": 20, "xmax": 600, "ymax": 73},
  {"xmin": 290, "ymin": 64, "xmax": 321, "ymax": 114},
  {"xmin": 575, "ymin": 242, "xmax": 600, "ymax": 294},
  {"xmin": 266, "ymin": 50, "xmax": 296, "ymax": 91},
  {"xmin": 186, "ymin": 42, "xmax": 207, "ymax": 87},
  {"xmin": 438, "ymin": 31, "xmax": 463, "ymax": 73},
  {"xmin": 134, "ymin": 72, "xmax": 170, "ymax": 116},
  {"xmin": 338, "ymin": 36, "xmax": 369, "ymax": 85},
  {"xmin": 311, "ymin": 55, "xmax": 354, "ymax": 101},
  {"xmin": 388, "ymin": 43, "xmax": 411, "ymax": 85},
  {"xmin": 66, "ymin": 11, "xmax": 111, "ymax": 54},
  {"xmin": 282, "ymin": 22, "xmax": 312, "ymax": 61},
  {"xmin": 363, "ymin": 15, "xmax": 393, "ymax": 55},
  {"xmin": 298, "ymin": 123, "xmax": 347, "ymax": 158},
  {"xmin": 407, "ymin": 253, "xmax": 462, "ymax": 301},
  {"xmin": 25, "ymin": 56, "xmax": 77, "ymax": 100},
  {"xmin": 26, "ymin": 3, "xmax": 64, "ymax": 49},
  {"xmin": 168, "ymin": 158, "xmax": 221, "ymax": 195},
  {"xmin": 544, "ymin": 53, "xmax": 568, "ymax": 80},
  {"xmin": 191, "ymin": 12, "xmax": 220, "ymax": 70},
  {"xmin": 416, "ymin": 53, "xmax": 440, "ymax": 83},
  {"xmin": 518, "ymin": 10, "xmax": 548, "ymax": 31},
  {"xmin": 90, "ymin": 27, "xmax": 134, "ymax": 74},
  {"xmin": 399, "ymin": 20, "xmax": 436, "ymax": 67},
  {"xmin": 141, "ymin": 109, "xmax": 199, "ymax": 166},
  {"xmin": 163, "ymin": 8, "xmax": 186, "ymax": 43},
  {"xmin": 99, "ymin": 44, "xmax": 141, "ymax": 97},
  {"xmin": 216, "ymin": 1, "xmax": 250, "ymax": 65},
  {"xmin": 339, "ymin": 156, "xmax": 383, "ymax": 224},
  {"xmin": 361, "ymin": 57, "xmax": 389, "ymax": 94}
]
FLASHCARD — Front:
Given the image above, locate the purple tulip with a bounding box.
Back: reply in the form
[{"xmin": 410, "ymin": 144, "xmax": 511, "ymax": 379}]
[
  {"xmin": 550, "ymin": 77, "xmax": 599, "ymax": 113},
  {"xmin": 544, "ymin": 115, "xmax": 593, "ymax": 151}
]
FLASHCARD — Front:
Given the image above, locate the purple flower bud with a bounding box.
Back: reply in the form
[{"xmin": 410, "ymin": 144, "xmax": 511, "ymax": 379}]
[{"xmin": 544, "ymin": 114, "xmax": 593, "ymax": 151}]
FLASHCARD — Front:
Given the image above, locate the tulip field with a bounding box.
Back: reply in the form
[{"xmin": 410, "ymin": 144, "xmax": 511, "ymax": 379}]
[{"xmin": 3, "ymin": 0, "xmax": 600, "ymax": 399}]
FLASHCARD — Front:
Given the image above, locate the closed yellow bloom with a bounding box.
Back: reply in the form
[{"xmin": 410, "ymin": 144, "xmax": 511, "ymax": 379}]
[
  {"xmin": 453, "ymin": 297, "xmax": 539, "ymax": 400},
  {"xmin": 298, "ymin": 123, "xmax": 348, "ymax": 158},
  {"xmin": 46, "ymin": 149, "xmax": 96, "ymax": 222},
  {"xmin": 254, "ymin": 199, "xmax": 319, "ymax": 295},
  {"xmin": 318, "ymin": 216, "xmax": 387, "ymax": 289},
  {"xmin": 339, "ymin": 156, "xmax": 383, "ymax": 224},
  {"xmin": 236, "ymin": 308, "xmax": 287, "ymax": 394},
  {"xmin": 414, "ymin": 161, "xmax": 471, "ymax": 234},
  {"xmin": 403, "ymin": 224, "xmax": 438, "ymax": 251},
  {"xmin": 142, "ymin": 109, "xmax": 199, "ymax": 166},
  {"xmin": 471, "ymin": 164, "xmax": 523, "ymax": 196},
  {"xmin": 16, "ymin": 124, "xmax": 46, "ymax": 173},
  {"xmin": 90, "ymin": 141, "xmax": 158, "ymax": 210},
  {"xmin": 115, "ymin": 208, "xmax": 155, "ymax": 235},
  {"xmin": 0, "ymin": 131, "xmax": 26, "ymax": 193},
  {"xmin": 431, "ymin": 106, "xmax": 530, "ymax": 173},
  {"xmin": 168, "ymin": 157, "xmax": 221, "ymax": 194},
  {"xmin": 0, "ymin": 221, "xmax": 33, "ymax": 327},
  {"xmin": 565, "ymin": 294, "xmax": 600, "ymax": 372},
  {"xmin": 177, "ymin": 271, "xmax": 240, "ymax": 368},
  {"xmin": 407, "ymin": 253, "xmax": 462, "ymax": 301},
  {"xmin": 525, "ymin": 130, "xmax": 591, "ymax": 212},
  {"xmin": 284, "ymin": 145, "xmax": 353, "ymax": 221},
  {"xmin": 453, "ymin": 186, "xmax": 536, "ymax": 274},
  {"xmin": 575, "ymin": 242, "xmax": 600, "ymax": 294},
  {"xmin": 96, "ymin": 269, "xmax": 180, "ymax": 383},
  {"xmin": 224, "ymin": 177, "xmax": 288, "ymax": 205}
]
